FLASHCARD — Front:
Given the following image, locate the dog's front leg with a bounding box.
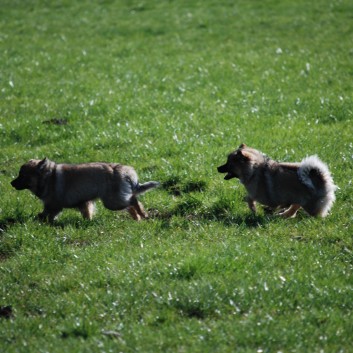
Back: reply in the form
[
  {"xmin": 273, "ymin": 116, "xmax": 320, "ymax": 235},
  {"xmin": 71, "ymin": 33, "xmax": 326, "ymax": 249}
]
[
  {"xmin": 127, "ymin": 206, "xmax": 141, "ymax": 221},
  {"xmin": 78, "ymin": 201, "xmax": 96, "ymax": 220},
  {"xmin": 245, "ymin": 196, "xmax": 256, "ymax": 213},
  {"xmin": 129, "ymin": 196, "xmax": 148, "ymax": 221}
]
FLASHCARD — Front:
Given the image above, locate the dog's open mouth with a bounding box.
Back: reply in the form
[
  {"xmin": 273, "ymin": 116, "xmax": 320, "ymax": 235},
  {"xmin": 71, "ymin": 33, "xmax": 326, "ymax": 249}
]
[{"xmin": 218, "ymin": 165, "xmax": 238, "ymax": 180}]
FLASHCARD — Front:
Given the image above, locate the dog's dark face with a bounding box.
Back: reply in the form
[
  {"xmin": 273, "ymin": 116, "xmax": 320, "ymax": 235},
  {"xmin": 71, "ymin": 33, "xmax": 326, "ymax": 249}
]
[
  {"xmin": 218, "ymin": 144, "xmax": 250, "ymax": 180},
  {"xmin": 11, "ymin": 159, "xmax": 45, "ymax": 192}
]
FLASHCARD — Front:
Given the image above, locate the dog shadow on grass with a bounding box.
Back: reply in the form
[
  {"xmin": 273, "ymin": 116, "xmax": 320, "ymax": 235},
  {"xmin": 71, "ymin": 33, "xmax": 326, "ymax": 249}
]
[
  {"xmin": 149, "ymin": 206, "xmax": 268, "ymax": 229},
  {"xmin": 0, "ymin": 212, "xmax": 96, "ymax": 232},
  {"xmin": 151, "ymin": 177, "xmax": 269, "ymax": 228},
  {"xmin": 204, "ymin": 211, "xmax": 268, "ymax": 228},
  {"xmin": 0, "ymin": 215, "xmax": 31, "ymax": 233},
  {"xmin": 0, "ymin": 217, "xmax": 17, "ymax": 233},
  {"xmin": 0, "ymin": 215, "xmax": 33, "ymax": 261}
]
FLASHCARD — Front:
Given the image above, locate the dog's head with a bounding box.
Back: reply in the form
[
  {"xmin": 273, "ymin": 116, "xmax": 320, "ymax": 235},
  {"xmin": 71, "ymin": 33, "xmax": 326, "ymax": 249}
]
[
  {"xmin": 218, "ymin": 144, "xmax": 265, "ymax": 181},
  {"xmin": 11, "ymin": 158, "xmax": 53, "ymax": 194}
]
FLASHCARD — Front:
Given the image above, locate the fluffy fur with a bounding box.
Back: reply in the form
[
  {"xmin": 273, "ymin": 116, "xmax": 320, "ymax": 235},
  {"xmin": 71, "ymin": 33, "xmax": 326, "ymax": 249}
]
[
  {"xmin": 11, "ymin": 158, "xmax": 159, "ymax": 223},
  {"xmin": 217, "ymin": 144, "xmax": 337, "ymax": 218}
]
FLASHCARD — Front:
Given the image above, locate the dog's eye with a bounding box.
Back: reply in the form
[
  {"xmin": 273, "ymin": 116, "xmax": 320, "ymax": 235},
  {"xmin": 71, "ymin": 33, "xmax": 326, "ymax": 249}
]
[{"xmin": 233, "ymin": 153, "xmax": 241, "ymax": 161}]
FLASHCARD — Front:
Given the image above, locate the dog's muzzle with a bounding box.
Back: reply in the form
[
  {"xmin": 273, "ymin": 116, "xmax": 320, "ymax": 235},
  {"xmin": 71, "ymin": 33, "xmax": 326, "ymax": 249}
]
[
  {"xmin": 218, "ymin": 165, "xmax": 237, "ymax": 180},
  {"xmin": 217, "ymin": 164, "xmax": 227, "ymax": 173},
  {"xmin": 11, "ymin": 178, "xmax": 25, "ymax": 190}
]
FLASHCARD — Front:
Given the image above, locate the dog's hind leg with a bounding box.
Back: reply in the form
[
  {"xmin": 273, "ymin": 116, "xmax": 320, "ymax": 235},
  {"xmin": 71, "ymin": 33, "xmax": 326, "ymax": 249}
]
[
  {"xmin": 78, "ymin": 201, "xmax": 96, "ymax": 220},
  {"xmin": 129, "ymin": 196, "xmax": 148, "ymax": 220},
  {"xmin": 127, "ymin": 206, "xmax": 141, "ymax": 221},
  {"xmin": 135, "ymin": 201, "xmax": 148, "ymax": 219},
  {"xmin": 278, "ymin": 204, "xmax": 301, "ymax": 218}
]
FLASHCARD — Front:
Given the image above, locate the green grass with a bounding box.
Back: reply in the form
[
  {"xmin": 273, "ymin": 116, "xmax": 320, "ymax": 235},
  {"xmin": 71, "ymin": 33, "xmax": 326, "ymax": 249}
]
[{"xmin": 1, "ymin": 0, "xmax": 352, "ymax": 352}]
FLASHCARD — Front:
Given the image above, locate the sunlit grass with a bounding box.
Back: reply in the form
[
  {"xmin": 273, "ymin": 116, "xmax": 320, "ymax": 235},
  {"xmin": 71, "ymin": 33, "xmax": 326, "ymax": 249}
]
[{"xmin": 1, "ymin": 0, "xmax": 352, "ymax": 352}]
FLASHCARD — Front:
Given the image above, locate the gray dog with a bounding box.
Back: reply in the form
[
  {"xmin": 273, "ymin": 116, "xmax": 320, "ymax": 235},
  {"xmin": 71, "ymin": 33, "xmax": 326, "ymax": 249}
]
[{"xmin": 11, "ymin": 158, "xmax": 159, "ymax": 222}]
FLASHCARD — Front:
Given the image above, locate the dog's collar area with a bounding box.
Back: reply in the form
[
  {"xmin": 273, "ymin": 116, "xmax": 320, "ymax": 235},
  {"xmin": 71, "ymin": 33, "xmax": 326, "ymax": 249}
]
[
  {"xmin": 242, "ymin": 158, "xmax": 271, "ymax": 185},
  {"xmin": 36, "ymin": 165, "xmax": 56, "ymax": 198}
]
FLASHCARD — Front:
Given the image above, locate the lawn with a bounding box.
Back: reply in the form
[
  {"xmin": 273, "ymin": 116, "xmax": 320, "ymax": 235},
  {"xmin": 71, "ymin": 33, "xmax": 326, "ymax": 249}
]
[{"xmin": 0, "ymin": 0, "xmax": 352, "ymax": 352}]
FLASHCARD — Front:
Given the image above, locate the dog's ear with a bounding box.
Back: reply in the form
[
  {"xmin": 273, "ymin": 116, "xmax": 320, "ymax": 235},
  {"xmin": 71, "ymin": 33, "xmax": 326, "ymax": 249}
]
[
  {"xmin": 238, "ymin": 149, "xmax": 251, "ymax": 160},
  {"xmin": 37, "ymin": 157, "xmax": 50, "ymax": 171},
  {"xmin": 238, "ymin": 143, "xmax": 247, "ymax": 149}
]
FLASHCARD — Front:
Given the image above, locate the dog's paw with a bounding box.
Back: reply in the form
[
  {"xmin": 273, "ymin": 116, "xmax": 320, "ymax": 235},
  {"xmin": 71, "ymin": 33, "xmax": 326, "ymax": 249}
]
[{"xmin": 278, "ymin": 204, "xmax": 301, "ymax": 219}]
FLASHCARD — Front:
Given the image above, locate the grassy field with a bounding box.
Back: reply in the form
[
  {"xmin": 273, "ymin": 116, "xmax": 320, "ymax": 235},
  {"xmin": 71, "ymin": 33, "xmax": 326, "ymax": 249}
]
[{"xmin": 1, "ymin": 0, "xmax": 352, "ymax": 352}]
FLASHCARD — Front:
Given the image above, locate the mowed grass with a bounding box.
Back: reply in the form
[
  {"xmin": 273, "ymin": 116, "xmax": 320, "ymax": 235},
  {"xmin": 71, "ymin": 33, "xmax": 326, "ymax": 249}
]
[{"xmin": 0, "ymin": 0, "xmax": 352, "ymax": 352}]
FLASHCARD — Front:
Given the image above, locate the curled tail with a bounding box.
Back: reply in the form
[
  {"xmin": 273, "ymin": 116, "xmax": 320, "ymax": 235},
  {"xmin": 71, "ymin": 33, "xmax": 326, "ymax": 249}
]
[
  {"xmin": 298, "ymin": 155, "xmax": 337, "ymax": 216},
  {"xmin": 133, "ymin": 181, "xmax": 160, "ymax": 196}
]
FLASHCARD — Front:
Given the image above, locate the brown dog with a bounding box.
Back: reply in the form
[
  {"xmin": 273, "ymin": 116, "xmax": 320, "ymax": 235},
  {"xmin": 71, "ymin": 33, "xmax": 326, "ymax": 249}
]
[
  {"xmin": 11, "ymin": 158, "xmax": 159, "ymax": 222},
  {"xmin": 218, "ymin": 144, "xmax": 336, "ymax": 218}
]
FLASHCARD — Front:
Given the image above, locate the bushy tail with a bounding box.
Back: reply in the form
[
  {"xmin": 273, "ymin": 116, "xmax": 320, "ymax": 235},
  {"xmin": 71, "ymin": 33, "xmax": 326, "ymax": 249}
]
[
  {"xmin": 133, "ymin": 181, "xmax": 160, "ymax": 196},
  {"xmin": 298, "ymin": 156, "xmax": 337, "ymax": 216}
]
